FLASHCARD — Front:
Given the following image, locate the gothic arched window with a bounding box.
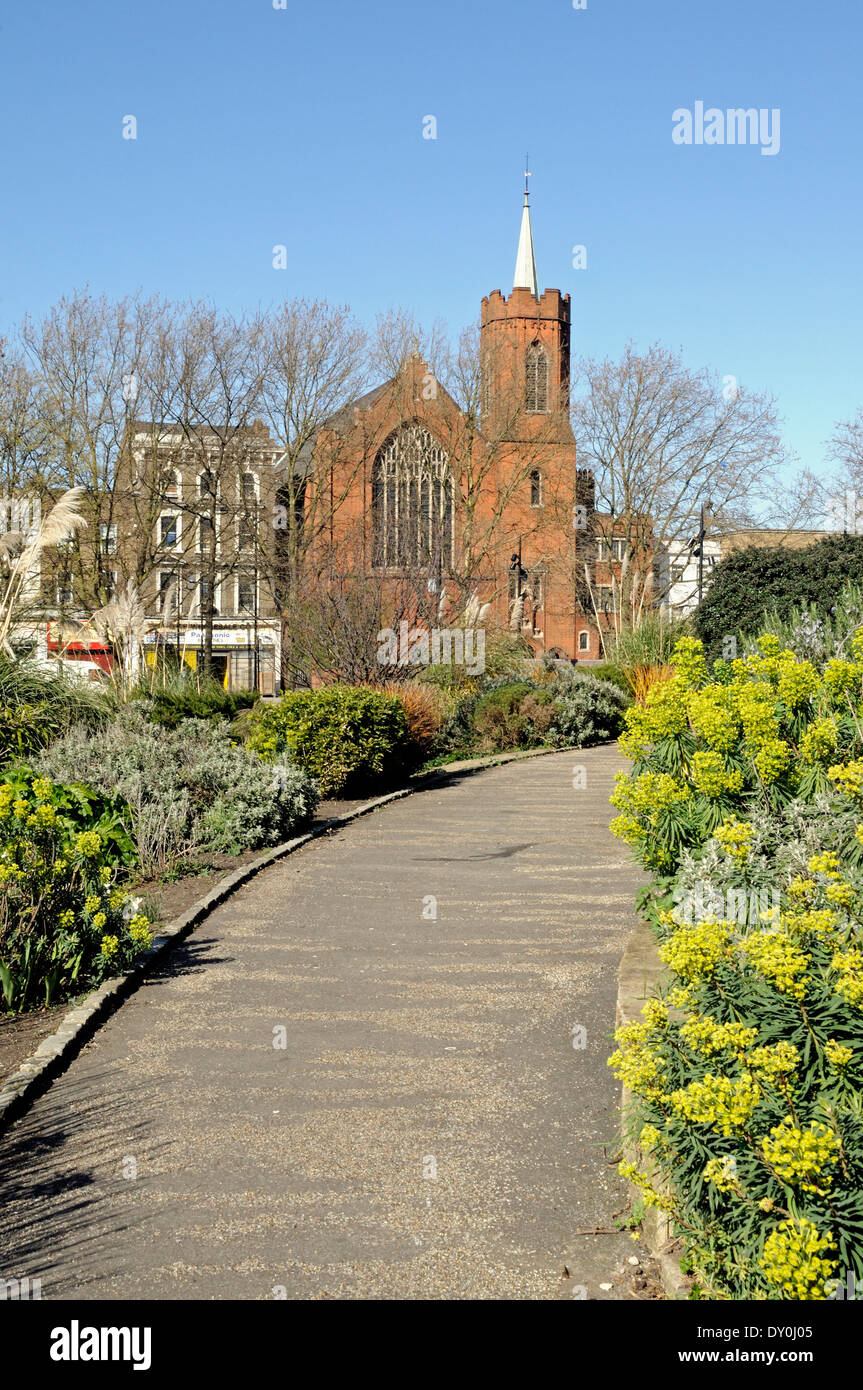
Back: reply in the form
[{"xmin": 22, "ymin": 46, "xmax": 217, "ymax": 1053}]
[
  {"xmin": 372, "ymin": 424, "xmax": 454, "ymax": 571},
  {"xmin": 530, "ymin": 468, "xmax": 543, "ymax": 507},
  {"xmin": 525, "ymin": 342, "xmax": 549, "ymax": 414}
]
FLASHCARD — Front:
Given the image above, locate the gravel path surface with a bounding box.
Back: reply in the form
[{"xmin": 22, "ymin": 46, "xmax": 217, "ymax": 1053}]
[{"xmin": 0, "ymin": 746, "xmax": 649, "ymax": 1301}]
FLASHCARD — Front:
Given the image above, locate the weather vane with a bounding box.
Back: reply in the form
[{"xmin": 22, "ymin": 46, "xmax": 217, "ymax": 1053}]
[{"xmin": 524, "ymin": 153, "xmax": 531, "ymax": 197}]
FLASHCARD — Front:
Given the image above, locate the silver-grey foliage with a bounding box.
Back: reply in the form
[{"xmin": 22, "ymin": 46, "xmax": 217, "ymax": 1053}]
[{"xmin": 37, "ymin": 710, "xmax": 318, "ymax": 875}]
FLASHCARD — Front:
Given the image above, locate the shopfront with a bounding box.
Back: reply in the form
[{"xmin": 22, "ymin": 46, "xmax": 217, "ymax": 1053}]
[{"xmin": 143, "ymin": 623, "xmax": 280, "ymax": 694}]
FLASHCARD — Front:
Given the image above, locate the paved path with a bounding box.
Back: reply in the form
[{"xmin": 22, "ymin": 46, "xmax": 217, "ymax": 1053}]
[{"xmin": 0, "ymin": 746, "xmax": 648, "ymax": 1301}]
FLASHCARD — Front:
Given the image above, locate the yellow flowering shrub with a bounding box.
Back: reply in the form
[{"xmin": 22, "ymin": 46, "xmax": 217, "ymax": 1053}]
[
  {"xmin": 670, "ymin": 1073, "xmax": 762, "ymax": 1136},
  {"xmin": 679, "ymin": 1015, "xmax": 758, "ymax": 1058},
  {"xmin": 799, "ymin": 717, "xmax": 839, "ymax": 764},
  {"xmin": 0, "ymin": 769, "xmax": 145, "ymax": 1013},
  {"xmin": 610, "ymin": 628, "xmax": 863, "ymax": 1298},
  {"xmin": 761, "ymin": 1118, "xmax": 840, "ymax": 1192},
  {"xmin": 759, "ymin": 1219, "xmax": 837, "ymax": 1300},
  {"xmin": 670, "ymin": 637, "xmax": 708, "ymax": 688},
  {"xmin": 830, "ymin": 949, "xmax": 863, "ymax": 1008},
  {"xmin": 830, "ymin": 760, "xmax": 863, "ymax": 803},
  {"xmin": 689, "ymin": 750, "xmax": 744, "ymax": 799},
  {"xmin": 658, "ymin": 918, "xmax": 733, "ymax": 983},
  {"xmin": 703, "ymin": 1155, "xmax": 741, "ymax": 1193},
  {"xmin": 739, "ymin": 932, "xmax": 810, "ymax": 1000},
  {"xmin": 747, "ymin": 1041, "xmax": 800, "ymax": 1082},
  {"xmin": 686, "ymin": 687, "xmax": 738, "ymax": 752},
  {"xmin": 752, "ymin": 738, "xmax": 792, "ymax": 784},
  {"xmin": 714, "ymin": 817, "xmax": 755, "ymax": 865},
  {"xmin": 822, "ymin": 658, "xmax": 863, "ymax": 701}
]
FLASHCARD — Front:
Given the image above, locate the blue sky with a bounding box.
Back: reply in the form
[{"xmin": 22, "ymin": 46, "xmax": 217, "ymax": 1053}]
[{"xmin": 0, "ymin": 0, "xmax": 860, "ymax": 478}]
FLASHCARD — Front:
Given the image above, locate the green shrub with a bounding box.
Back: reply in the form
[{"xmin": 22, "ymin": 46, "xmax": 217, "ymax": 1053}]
[
  {"xmin": 590, "ymin": 662, "xmax": 634, "ymax": 696},
  {"xmin": 480, "ymin": 628, "xmax": 535, "ymax": 678},
  {"xmin": 248, "ymin": 685, "xmax": 415, "ymax": 797},
  {"xmin": 430, "ymin": 690, "xmax": 481, "ymax": 758},
  {"xmin": 519, "ymin": 688, "xmax": 558, "ymax": 740},
  {"xmin": 550, "ymin": 674, "xmax": 629, "ymax": 747},
  {"xmin": 141, "ymin": 682, "xmax": 258, "ymax": 729},
  {"xmin": 0, "ymin": 769, "xmax": 142, "ymax": 1013},
  {"xmin": 696, "ymin": 535, "xmax": 863, "ymax": 659},
  {"xmin": 472, "ymin": 681, "xmax": 535, "ymax": 751},
  {"xmin": 38, "ymin": 711, "xmax": 318, "ymax": 875}
]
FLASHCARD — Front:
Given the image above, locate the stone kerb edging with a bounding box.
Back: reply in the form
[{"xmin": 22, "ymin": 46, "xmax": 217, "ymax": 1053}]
[
  {"xmin": 616, "ymin": 916, "xmax": 692, "ymax": 1299},
  {"xmin": 0, "ymin": 742, "xmax": 578, "ymax": 1135}
]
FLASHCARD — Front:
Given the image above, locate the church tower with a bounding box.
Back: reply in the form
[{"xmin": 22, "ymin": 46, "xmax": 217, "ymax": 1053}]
[
  {"xmin": 480, "ymin": 174, "xmax": 574, "ymax": 446},
  {"xmin": 478, "ymin": 172, "xmax": 585, "ymax": 662}
]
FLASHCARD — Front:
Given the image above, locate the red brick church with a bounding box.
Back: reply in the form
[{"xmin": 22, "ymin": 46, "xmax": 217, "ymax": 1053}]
[{"xmin": 300, "ymin": 183, "xmax": 614, "ymax": 662}]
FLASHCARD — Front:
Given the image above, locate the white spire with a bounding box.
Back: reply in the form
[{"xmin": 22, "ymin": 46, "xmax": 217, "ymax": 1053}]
[{"xmin": 513, "ymin": 160, "xmax": 538, "ymax": 296}]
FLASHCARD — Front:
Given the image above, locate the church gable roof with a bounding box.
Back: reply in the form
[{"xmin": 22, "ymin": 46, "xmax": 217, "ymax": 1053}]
[{"xmin": 293, "ymin": 358, "xmax": 468, "ymax": 476}]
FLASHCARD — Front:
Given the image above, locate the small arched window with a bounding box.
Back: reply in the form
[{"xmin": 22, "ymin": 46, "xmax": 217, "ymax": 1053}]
[
  {"xmin": 530, "ymin": 469, "xmax": 543, "ymax": 507},
  {"xmin": 525, "ymin": 343, "xmax": 549, "ymax": 414}
]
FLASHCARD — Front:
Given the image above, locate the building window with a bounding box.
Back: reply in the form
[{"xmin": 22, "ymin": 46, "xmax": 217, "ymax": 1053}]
[
  {"xmin": 239, "ymin": 474, "xmax": 257, "ymax": 551},
  {"xmin": 525, "ymin": 343, "xmax": 549, "ymax": 414},
  {"xmin": 99, "ymin": 565, "xmax": 118, "ymax": 599},
  {"xmin": 508, "ymin": 565, "xmax": 525, "ymax": 603},
  {"xmin": 596, "ymin": 584, "xmax": 616, "ymax": 615},
  {"xmin": 158, "ymin": 571, "xmax": 175, "ymax": 613},
  {"xmin": 372, "ymin": 424, "xmax": 454, "ymax": 571},
  {"xmin": 160, "ymin": 514, "xmax": 178, "ymax": 549},
  {"xmin": 578, "ymin": 630, "xmax": 590, "ymax": 653},
  {"xmin": 530, "ymin": 572, "xmax": 543, "ymax": 606},
  {"xmin": 596, "ymin": 537, "xmax": 628, "ymax": 563},
  {"xmin": 530, "ymin": 469, "xmax": 543, "ymax": 507},
  {"xmin": 198, "ymin": 514, "xmax": 214, "ymax": 551},
  {"xmin": 55, "ymin": 573, "xmax": 73, "ymax": 607},
  {"xmin": 160, "ymin": 468, "xmax": 180, "ymax": 503},
  {"xmin": 100, "ymin": 523, "xmax": 117, "ymax": 555},
  {"xmin": 237, "ymin": 574, "xmax": 256, "ymax": 615}
]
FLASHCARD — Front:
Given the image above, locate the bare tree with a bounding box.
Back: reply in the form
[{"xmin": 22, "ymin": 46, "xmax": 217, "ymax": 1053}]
[
  {"xmin": 136, "ymin": 303, "xmax": 266, "ymax": 677},
  {"xmin": 0, "ymin": 339, "xmax": 55, "ymax": 499},
  {"xmin": 252, "ymin": 298, "xmax": 368, "ymax": 623},
  {"xmin": 368, "ymin": 307, "xmax": 450, "ymax": 383},
  {"xmin": 824, "ymin": 409, "xmax": 863, "ymax": 529},
  {"xmin": 570, "ymin": 342, "xmax": 789, "ymax": 622},
  {"xmin": 828, "ymin": 409, "xmax": 863, "ymax": 479},
  {"xmin": 18, "ymin": 290, "xmax": 170, "ymax": 610}
]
